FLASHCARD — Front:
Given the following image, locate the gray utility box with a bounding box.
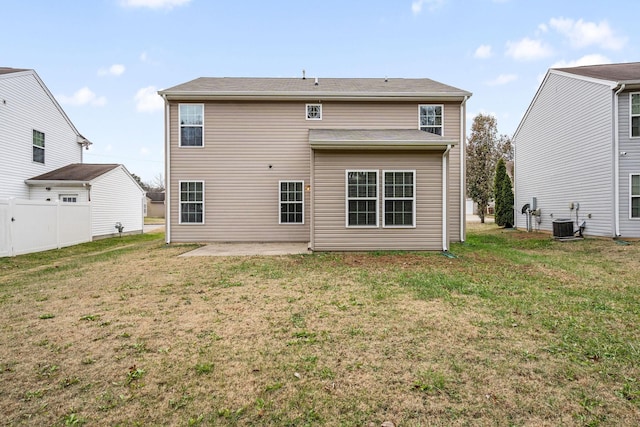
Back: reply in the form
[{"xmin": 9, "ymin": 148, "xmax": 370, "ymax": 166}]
[{"xmin": 552, "ymin": 219, "xmax": 574, "ymax": 238}]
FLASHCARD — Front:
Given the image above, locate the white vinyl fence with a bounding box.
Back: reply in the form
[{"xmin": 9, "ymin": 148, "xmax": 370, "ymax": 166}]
[{"xmin": 0, "ymin": 199, "xmax": 91, "ymax": 257}]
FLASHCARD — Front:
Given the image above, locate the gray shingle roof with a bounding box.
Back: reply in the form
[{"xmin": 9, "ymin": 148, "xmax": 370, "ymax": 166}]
[
  {"xmin": 554, "ymin": 62, "xmax": 640, "ymax": 83},
  {"xmin": 0, "ymin": 67, "xmax": 30, "ymax": 75},
  {"xmin": 28, "ymin": 164, "xmax": 120, "ymax": 182},
  {"xmin": 160, "ymin": 77, "xmax": 471, "ymax": 99},
  {"xmin": 309, "ymin": 129, "xmax": 457, "ymax": 150}
]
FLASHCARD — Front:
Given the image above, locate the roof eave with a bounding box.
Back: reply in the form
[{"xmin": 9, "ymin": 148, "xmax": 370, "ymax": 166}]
[
  {"xmin": 310, "ymin": 140, "xmax": 457, "ymax": 150},
  {"xmin": 25, "ymin": 180, "xmax": 91, "ymax": 187},
  {"xmin": 158, "ymin": 91, "xmax": 472, "ymax": 102}
]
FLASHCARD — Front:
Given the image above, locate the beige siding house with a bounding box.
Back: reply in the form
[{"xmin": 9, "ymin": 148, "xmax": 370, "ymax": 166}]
[{"xmin": 159, "ymin": 77, "xmax": 471, "ymax": 251}]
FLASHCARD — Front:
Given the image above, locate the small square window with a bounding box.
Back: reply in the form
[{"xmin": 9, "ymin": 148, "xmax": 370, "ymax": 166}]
[{"xmin": 306, "ymin": 104, "xmax": 322, "ymax": 120}]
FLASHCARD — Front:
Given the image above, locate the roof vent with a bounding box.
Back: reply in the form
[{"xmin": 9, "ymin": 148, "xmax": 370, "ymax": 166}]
[
  {"xmin": 384, "ymin": 76, "xmax": 388, "ymax": 82},
  {"xmin": 302, "ymin": 69, "xmax": 306, "ymax": 80},
  {"xmin": 314, "ymin": 77, "xmax": 318, "ymax": 86}
]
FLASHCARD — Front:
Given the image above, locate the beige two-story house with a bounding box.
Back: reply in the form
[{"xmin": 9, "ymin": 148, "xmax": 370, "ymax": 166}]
[{"xmin": 159, "ymin": 77, "xmax": 471, "ymax": 251}]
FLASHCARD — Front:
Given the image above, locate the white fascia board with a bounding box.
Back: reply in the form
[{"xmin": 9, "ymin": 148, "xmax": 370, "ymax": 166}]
[
  {"xmin": 160, "ymin": 91, "xmax": 471, "ymax": 102},
  {"xmin": 25, "ymin": 180, "xmax": 89, "ymax": 187}
]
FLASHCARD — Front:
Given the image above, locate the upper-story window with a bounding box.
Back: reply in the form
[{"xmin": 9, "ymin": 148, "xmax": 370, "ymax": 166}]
[
  {"xmin": 631, "ymin": 93, "xmax": 640, "ymax": 138},
  {"xmin": 306, "ymin": 104, "xmax": 322, "ymax": 120},
  {"xmin": 33, "ymin": 130, "xmax": 45, "ymax": 163},
  {"xmin": 179, "ymin": 104, "xmax": 204, "ymax": 147},
  {"xmin": 419, "ymin": 105, "xmax": 443, "ymax": 135}
]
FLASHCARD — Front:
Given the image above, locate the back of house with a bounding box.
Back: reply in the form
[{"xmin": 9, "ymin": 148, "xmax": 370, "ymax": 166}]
[{"xmin": 159, "ymin": 76, "xmax": 471, "ymax": 251}]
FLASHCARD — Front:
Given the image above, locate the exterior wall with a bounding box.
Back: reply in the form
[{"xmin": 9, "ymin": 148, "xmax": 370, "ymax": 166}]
[
  {"xmin": 29, "ymin": 186, "xmax": 89, "ymax": 203},
  {"xmin": 146, "ymin": 200, "xmax": 165, "ymax": 218},
  {"xmin": 514, "ymin": 72, "xmax": 614, "ymax": 237},
  {"xmin": 168, "ymin": 100, "xmax": 462, "ymax": 244},
  {"xmin": 90, "ymin": 167, "xmax": 145, "ymax": 237},
  {"xmin": 312, "ymin": 150, "xmax": 443, "ymax": 251},
  {"xmin": 617, "ymin": 91, "xmax": 640, "ymax": 237},
  {"xmin": 0, "ymin": 71, "xmax": 82, "ymax": 199}
]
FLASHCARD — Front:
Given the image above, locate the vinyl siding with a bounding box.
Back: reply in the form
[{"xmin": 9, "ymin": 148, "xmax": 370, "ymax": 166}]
[
  {"xmin": 514, "ymin": 72, "xmax": 614, "ymax": 237},
  {"xmin": 29, "ymin": 186, "xmax": 89, "ymax": 203},
  {"xmin": 168, "ymin": 100, "xmax": 462, "ymax": 244},
  {"xmin": 0, "ymin": 72, "xmax": 81, "ymax": 199},
  {"xmin": 312, "ymin": 151, "xmax": 443, "ymax": 251},
  {"xmin": 618, "ymin": 91, "xmax": 640, "ymax": 237},
  {"xmin": 90, "ymin": 167, "xmax": 145, "ymax": 237}
]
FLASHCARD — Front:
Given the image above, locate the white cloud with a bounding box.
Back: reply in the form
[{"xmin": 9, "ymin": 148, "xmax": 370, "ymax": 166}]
[
  {"xmin": 537, "ymin": 23, "xmax": 548, "ymax": 34},
  {"xmin": 505, "ymin": 37, "xmax": 553, "ymax": 61},
  {"xmin": 120, "ymin": 0, "xmax": 190, "ymax": 9},
  {"xmin": 140, "ymin": 52, "xmax": 148, "ymax": 62},
  {"xmin": 474, "ymin": 44, "xmax": 492, "ymax": 59},
  {"xmin": 549, "ymin": 17, "xmax": 626, "ymax": 50},
  {"xmin": 98, "ymin": 64, "xmax": 126, "ymax": 77},
  {"xmin": 411, "ymin": 0, "xmax": 445, "ymax": 15},
  {"xmin": 58, "ymin": 87, "xmax": 107, "ymax": 107},
  {"xmin": 486, "ymin": 74, "xmax": 518, "ymax": 86},
  {"xmin": 550, "ymin": 54, "xmax": 612, "ymax": 69},
  {"xmin": 134, "ymin": 86, "xmax": 164, "ymax": 112}
]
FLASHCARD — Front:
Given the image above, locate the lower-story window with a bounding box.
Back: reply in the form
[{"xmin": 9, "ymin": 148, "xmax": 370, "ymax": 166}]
[
  {"xmin": 280, "ymin": 180, "xmax": 304, "ymax": 224},
  {"xmin": 631, "ymin": 174, "xmax": 640, "ymax": 218},
  {"xmin": 346, "ymin": 170, "xmax": 378, "ymax": 227},
  {"xmin": 180, "ymin": 181, "xmax": 204, "ymax": 224},
  {"xmin": 59, "ymin": 194, "xmax": 78, "ymax": 203},
  {"xmin": 383, "ymin": 170, "xmax": 416, "ymax": 227}
]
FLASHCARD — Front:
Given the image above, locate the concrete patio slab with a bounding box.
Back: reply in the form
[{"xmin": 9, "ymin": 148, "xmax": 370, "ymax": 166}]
[{"xmin": 179, "ymin": 242, "xmax": 311, "ymax": 257}]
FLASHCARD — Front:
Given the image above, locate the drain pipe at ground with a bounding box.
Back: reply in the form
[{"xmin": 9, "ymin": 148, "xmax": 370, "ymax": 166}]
[
  {"xmin": 613, "ymin": 83, "xmax": 625, "ymax": 237},
  {"xmin": 442, "ymin": 144, "xmax": 452, "ymax": 251}
]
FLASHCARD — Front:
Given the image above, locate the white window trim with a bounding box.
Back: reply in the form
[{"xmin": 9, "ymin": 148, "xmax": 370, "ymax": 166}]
[
  {"xmin": 178, "ymin": 104, "xmax": 205, "ymax": 147},
  {"xmin": 630, "ymin": 92, "xmax": 640, "ymax": 139},
  {"xmin": 178, "ymin": 180, "xmax": 205, "ymax": 224},
  {"xmin": 33, "ymin": 129, "xmax": 45, "ymax": 164},
  {"xmin": 59, "ymin": 194, "xmax": 78, "ymax": 203},
  {"xmin": 279, "ymin": 180, "xmax": 305, "ymax": 225},
  {"xmin": 418, "ymin": 104, "xmax": 444, "ymax": 136},
  {"xmin": 306, "ymin": 103, "xmax": 322, "ymax": 120},
  {"xmin": 382, "ymin": 170, "xmax": 416, "ymax": 228},
  {"xmin": 630, "ymin": 174, "xmax": 640, "ymax": 220},
  {"xmin": 345, "ymin": 170, "xmax": 379, "ymax": 228}
]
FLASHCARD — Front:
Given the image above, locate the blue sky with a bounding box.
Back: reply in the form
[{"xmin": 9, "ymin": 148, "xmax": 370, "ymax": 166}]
[{"xmin": 2, "ymin": 0, "xmax": 638, "ymax": 182}]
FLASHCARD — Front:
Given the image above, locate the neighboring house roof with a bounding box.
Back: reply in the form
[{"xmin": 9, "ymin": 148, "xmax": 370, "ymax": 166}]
[
  {"xmin": 0, "ymin": 67, "xmax": 93, "ymax": 149},
  {"xmin": 159, "ymin": 77, "xmax": 471, "ymax": 101},
  {"xmin": 554, "ymin": 62, "xmax": 640, "ymax": 84},
  {"xmin": 27, "ymin": 163, "xmax": 120, "ymax": 182},
  {"xmin": 147, "ymin": 191, "xmax": 165, "ymax": 202},
  {"xmin": 309, "ymin": 129, "xmax": 457, "ymax": 150},
  {"xmin": 0, "ymin": 67, "xmax": 29, "ymax": 75}
]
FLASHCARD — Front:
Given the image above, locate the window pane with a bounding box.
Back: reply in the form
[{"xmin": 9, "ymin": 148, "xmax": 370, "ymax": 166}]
[
  {"xmin": 632, "ymin": 175, "xmax": 640, "ymax": 196},
  {"xmin": 181, "ymin": 127, "xmax": 203, "ymax": 146},
  {"xmin": 632, "ymin": 117, "xmax": 640, "ymax": 137},
  {"xmin": 632, "ymin": 198, "xmax": 640, "ymax": 218},
  {"xmin": 33, "ymin": 146, "xmax": 44, "ymax": 163},
  {"xmin": 632, "ymin": 94, "xmax": 640, "ymax": 114},
  {"xmin": 180, "ymin": 104, "xmax": 203, "ymax": 125}
]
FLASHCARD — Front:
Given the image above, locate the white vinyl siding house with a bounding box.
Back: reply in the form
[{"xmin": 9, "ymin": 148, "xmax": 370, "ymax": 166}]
[
  {"xmin": 26, "ymin": 164, "xmax": 146, "ymax": 238},
  {"xmin": 514, "ymin": 62, "xmax": 640, "ymax": 238},
  {"xmin": 0, "ymin": 68, "xmax": 88, "ymax": 199},
  {"xmin": 160, "ymin": 77, "xmax": 471, "ymax": 250}
]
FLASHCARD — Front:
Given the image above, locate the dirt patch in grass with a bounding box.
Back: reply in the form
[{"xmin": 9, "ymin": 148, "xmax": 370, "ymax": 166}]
[{"xmin": 1, "ymin": 229, "xmax": 639, "ymax": 425}]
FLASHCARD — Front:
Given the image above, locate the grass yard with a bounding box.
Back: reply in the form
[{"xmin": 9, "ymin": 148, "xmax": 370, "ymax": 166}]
[{"xmin": 0, "ymin": 225, "xmax": 639, "ymax": 426}]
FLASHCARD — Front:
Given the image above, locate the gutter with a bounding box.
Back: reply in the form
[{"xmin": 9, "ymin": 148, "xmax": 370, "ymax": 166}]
[
  {"xmin": 460, "ymin": 95, "xmax": 468, "ymax": 242},
  {"xmin": 442, "ymin": 144, "xmax": 452, "ymax": 251},
  {"xmin": 613, "ymin": 83, "xmax": 625, "ymax": 237},
  {"xmin": 162, "ymin": 93, "xmax": 171, "ymax": 244},
  {"xmin": 158, "ymin": 91, "xmax": 471, "ymax": 103}
]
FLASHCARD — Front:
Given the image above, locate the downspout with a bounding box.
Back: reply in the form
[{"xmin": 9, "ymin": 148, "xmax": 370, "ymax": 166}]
[
  {"xmin": 442, "ymin": 144, "xmax": 452, "ymax": 251},
  {"xmin": 460, "ymin": 95, "xmax": 468, "ymax": 242},
  {"xmin": 613, "ymin": 84, "xmax": 625, "ymax": 237},
  {"xmin": 162, "ymin": 94, "xmax": 171, "ymax": 244}
]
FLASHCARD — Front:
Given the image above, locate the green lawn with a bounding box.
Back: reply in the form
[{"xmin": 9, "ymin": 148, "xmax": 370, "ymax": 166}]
[{"xmin": 0, "ymin": 225, "xmax": 638, "ymax": 426}]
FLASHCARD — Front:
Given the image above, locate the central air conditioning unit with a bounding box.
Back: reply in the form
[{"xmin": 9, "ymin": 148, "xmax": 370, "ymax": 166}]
[{"xmin": 552, "ymin": 219, "xmax": 574, "ymax": 239}]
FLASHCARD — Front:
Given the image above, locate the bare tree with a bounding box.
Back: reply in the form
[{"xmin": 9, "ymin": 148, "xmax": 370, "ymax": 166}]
[{"xmin": 148, "ymin": 173, "xmax": 165, "ymax": 192}]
